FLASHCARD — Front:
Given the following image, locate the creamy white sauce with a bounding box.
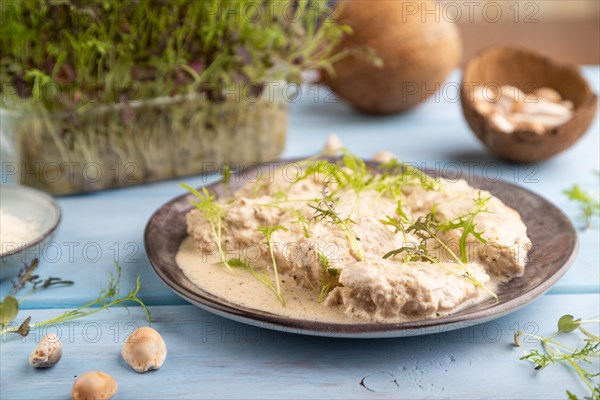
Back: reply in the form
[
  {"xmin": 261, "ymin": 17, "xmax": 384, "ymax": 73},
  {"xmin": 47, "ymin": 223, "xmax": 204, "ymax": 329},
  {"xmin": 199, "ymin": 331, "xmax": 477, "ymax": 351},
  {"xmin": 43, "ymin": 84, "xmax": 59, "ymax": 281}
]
[
  {"xmin": 176, "ymin": 237, "xmax": 499, "ymax": 323},
  {"xmin": 176, "ymin": 165, "xmax": 528, "ymax": 324},
  {"xmin": 176, "ymin": 237, "xmax": 355, "ymax": 323}
]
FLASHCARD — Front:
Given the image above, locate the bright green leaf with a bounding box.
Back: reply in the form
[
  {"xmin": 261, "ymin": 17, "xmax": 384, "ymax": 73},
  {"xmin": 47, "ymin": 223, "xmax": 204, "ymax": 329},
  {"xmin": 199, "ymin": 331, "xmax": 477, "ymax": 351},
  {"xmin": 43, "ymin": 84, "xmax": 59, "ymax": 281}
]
[
  {"xmin": 558, "ymin": 315, "xmax": 581, "ymax": 333},
  {"xmin": 0, "ymin": 296, "xmax": 19, "ymax": 326}
]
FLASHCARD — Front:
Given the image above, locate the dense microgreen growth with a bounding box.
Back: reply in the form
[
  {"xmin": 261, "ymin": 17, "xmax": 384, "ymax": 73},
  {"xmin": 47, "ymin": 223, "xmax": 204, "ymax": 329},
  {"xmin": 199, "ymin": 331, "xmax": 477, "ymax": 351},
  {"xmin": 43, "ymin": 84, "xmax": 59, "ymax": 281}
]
[
  {"xmin": 256, "ymin": 225, "xmax": 288, "ymax": 305},
  {"xmin": 0, "ymin": 262, "xmax": 151, "ymax": 337},
  {"xmin": 514, "ymin": 315, "xmax": 600, "ymax": 399},
  {"xmin": 564, "ymin": 184, "xmax": 599, "ymax": 230},
  {"xmin": 437, "ymin": 191, "xmax": 491, "ymax": 263},
  {"xmin": 181, "ymin": 183, "xmax": 231, "ymax": 270},
  {"xmin": 0, "ymin": 0, "xmax": 350, "ymax": 112}
]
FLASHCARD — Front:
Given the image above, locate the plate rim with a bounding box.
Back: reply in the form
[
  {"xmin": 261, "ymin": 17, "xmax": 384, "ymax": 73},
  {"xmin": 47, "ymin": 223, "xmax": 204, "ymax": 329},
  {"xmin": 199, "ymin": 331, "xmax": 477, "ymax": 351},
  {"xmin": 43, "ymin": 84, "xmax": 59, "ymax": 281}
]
[
  {"xmin": 144, "ymin": 158, "xmax": 579, "ymax": 338},
  {"xmin": 0, "ymin": 184, "xmax": 62, "ymax": 258}
]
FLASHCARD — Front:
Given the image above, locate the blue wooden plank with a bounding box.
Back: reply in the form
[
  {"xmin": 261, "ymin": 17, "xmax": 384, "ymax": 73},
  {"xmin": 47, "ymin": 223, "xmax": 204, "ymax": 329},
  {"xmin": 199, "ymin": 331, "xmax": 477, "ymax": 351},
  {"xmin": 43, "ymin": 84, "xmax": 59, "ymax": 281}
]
[
  {"xmin": 1, "ymin": 68, "xmax": 598, "ymax": 309},
  {"xmin": 1, "ymin": 294, "xmax": 598, "ymax": 399}
]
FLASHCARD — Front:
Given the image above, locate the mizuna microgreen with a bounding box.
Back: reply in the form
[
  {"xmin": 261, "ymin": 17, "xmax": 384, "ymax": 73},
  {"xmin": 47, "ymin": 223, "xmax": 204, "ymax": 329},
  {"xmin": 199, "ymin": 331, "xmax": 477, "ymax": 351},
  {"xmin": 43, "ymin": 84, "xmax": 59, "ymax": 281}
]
[
  {"xmin": 256, "ymin": 225, "xmax": 288, "ymax": 305},
  {"xmin": 564, "ymin": 184, "xmax": 600, "ymax": 230},
  {"xmin": 181, "ymin": 183, "xmax": 231, "ymax": 270},
  {"xmin": 308, "ymin": 185, "xmax": 365, "ymax": 262},
  {"xmin": 383, "ymin": 213, "xmax": 497, "ymax": 300},
  {"xmin": 437, "ymin": 191, "xmax": 492, "ymax": 263},
  {"xmin": 316, "ymin": 251, "xmax": 339, "ymax": 303},
  {"xmin": 0, "ymin": 263, "xmax": 151, "ymax": 338},
  {"xmin": 228, "ymin": 258, "xmax": 285, "ymax": 306},
  {"xmin": 514, "ymin": 314, "xmax": 600, "ymax": 399}
]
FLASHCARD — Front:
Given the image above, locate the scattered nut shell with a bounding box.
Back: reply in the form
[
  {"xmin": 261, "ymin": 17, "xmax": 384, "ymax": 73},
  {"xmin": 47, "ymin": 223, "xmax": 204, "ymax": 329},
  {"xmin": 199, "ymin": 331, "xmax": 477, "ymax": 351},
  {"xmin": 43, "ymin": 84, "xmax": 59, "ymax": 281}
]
[
  {"xmin": 121, "ymin": 327, "xmax": 167, "ymax": 373},
  {"xmin": 372, "ymin": 150, "xmax": 396, "ymax": 164},
  {"xmin": 489, "ymin": 113, "xmax": 514, "ymax": 133},
  {"xmin": 472, "ymin": 85, "xmax": 573, "ymax": 135},
  {"xmin": 520, "ymin": 99, "xmax": 572, "ymax": 118},
  {"xmin": 72, "ymin": 371, "xmax": 117, "ymax": 400},
  {"xmin": 29, "ymin": 334, "xmax": 62, "ymax": 368},
  {"xmin": 535, "ymin": 87, "xmax": 562, "ymax": 103},
  {"xmin": 322, "ymin": 133, "xmax": 343, "ymax": 155}
]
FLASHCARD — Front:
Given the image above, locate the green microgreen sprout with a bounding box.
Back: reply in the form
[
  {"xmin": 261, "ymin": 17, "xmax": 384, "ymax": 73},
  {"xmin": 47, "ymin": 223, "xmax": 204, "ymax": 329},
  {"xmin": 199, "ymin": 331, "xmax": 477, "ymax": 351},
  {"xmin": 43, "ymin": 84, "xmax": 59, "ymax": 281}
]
[
  {"xmin": 564, "ymin": 184, "xmax": 600, "ymax": 230},
  {"xmin": 0, "ymin": 0, "xmax": 351, "ymax": 112},
  {"xmin": 10, "ymin": 258, "xmax": 74, "ymax": 301},
  {"xmin": 317, "ymin": 251, "xmax": 339, "ymax": 303},
  {"xmin": 437, "ymin": 191, "xmax": 492, "ymax": 263},
  {"xmin": 291, "ymin": 209, "xmax": 311, "ymax": 239},
  {"xmin": 181, "ymin": 183, "xmax": 231, "ymax": 271},
  {"xmin": 256, "ymin": 225, "xmax": 288, "ymax": 305},
  {"xmin": 227, "ymin": 258, "xmax": 285, "ymax": 306},
  {"xmin": 221, "ymin": 164, "xmax": 234, "ymax": 200},
  {"xmin": 308, "ymin": 185, "xmax": 365, "ymax": 262},
  {"xmin": 514, "ymin": 314, "xmax": 600, "ymax": 399},
  {"xmin": 1, "ymin": 262, "xmax": 151, "ymax": 338},
  {"xmin": 378, "ymin": 159, "xmax": 440, "ymax": 192},
  {"xmin": 383, "ymin": 213, "xmax": 497, "ymax": 300}
]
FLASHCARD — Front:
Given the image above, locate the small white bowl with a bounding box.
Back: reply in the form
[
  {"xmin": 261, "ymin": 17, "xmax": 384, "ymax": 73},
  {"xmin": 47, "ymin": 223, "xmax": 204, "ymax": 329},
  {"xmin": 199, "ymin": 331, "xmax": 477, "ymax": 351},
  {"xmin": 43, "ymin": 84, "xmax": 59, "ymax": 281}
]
[{"xmin": 0, "ymin": 185, "xmax": 61, "ymax": 279}]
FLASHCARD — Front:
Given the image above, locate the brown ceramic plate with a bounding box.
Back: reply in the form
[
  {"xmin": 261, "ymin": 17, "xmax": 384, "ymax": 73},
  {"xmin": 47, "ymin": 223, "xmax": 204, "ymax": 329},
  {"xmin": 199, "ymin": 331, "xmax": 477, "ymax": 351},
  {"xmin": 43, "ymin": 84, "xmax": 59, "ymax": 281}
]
[{"xmin": 144, "ymin": 159, "xmax": 578, "ymax": 338}]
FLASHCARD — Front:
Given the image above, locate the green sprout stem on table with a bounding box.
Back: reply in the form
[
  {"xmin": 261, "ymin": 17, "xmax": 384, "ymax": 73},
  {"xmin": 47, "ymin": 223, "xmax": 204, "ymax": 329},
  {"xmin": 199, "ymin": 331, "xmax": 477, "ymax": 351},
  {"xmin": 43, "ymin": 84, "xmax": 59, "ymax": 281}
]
[
  {"xmin": 514, "ymin": 315, "xmax": 600, "ymax": 400},
  {"xmin": 564, "ymin": 184, "xmax": 600, "ymax": 230},
  {"xmin": 0, "ymin": 262, "xmax": 151, "ymax": 338}
]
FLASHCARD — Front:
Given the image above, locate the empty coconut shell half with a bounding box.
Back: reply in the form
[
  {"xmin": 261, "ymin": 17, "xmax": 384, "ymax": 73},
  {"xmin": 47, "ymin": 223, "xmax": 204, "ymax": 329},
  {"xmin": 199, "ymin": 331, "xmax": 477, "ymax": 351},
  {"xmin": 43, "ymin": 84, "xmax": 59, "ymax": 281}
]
[{"xmin": 461, "ymin": 46, "xmax": 598, "ymax": 163}]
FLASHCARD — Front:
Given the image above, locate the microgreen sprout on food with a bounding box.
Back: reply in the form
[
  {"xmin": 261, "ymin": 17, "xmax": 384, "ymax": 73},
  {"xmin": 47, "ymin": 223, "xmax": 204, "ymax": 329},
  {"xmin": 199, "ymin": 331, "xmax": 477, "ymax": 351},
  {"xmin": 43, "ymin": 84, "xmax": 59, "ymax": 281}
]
[
  {"xmin": 182, "ymin": 183, "xmax": 232, "ymax": 271},
  {"xmin": 309, "ymin": 185, "xmax": 365, "ymax": 262},
  {"xmin": 228, "ymin": 258, "xmax": 285, "ymax": 306},
  {"xmin": 438, "ymin": 191, "xmax": 492, "ymax": 263},
  {"xmin": 256, "ymin": 225, "xmax": 288, "ymax": 306},
  {"xmin": 383, "ymin": 212, "xmax": 498, "ymax": 300}
]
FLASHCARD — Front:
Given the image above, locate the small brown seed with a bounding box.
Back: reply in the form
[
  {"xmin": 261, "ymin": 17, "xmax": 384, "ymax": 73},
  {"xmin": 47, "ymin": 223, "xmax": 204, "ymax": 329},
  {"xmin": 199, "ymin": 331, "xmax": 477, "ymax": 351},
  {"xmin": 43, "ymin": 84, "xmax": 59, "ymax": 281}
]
[
  {"xmin": 121, "ymin": 327, "xmax": 167, "ymax": 373},
  {"xmin": 490, "ymin": 113, "xmax": 514, "ymax": 133},
  {"xmin": 372, "ymin": 150, "xmax": 396, "ymax": 164},
  {"xmin": 322, "ymin": 133, "xmax": 343, "ymax": 155},
  {"xmin": 29, "ymin": 334, "xmax": 62, "ymax": 368},
  {"xmin": 535, "ymin": 87, "xmax": 562, "ymax": 103},
  {"xmin": 72, "ymin": 372, "xmax": 117, "ymax": 400}
]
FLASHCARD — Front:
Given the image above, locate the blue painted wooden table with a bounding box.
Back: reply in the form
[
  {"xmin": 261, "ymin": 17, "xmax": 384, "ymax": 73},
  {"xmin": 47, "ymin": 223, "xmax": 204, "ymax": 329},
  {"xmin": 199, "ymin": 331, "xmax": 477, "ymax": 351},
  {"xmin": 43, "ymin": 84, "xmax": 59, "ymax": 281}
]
[{"xmin": 1, "ymin": 68, "xmax": 599, "ymax": 399}]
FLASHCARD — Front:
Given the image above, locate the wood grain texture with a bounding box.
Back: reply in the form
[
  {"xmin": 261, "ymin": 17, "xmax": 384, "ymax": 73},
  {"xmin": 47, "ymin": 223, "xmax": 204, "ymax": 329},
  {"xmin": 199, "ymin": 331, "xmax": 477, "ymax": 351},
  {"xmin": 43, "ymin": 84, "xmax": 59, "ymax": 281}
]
[
  {"xmin": 0, "ymin": 295, "xmax": 598, "ymax": 400},
  {"xmin": 0, "ymin": 67, "xmax": 597, "ymax": 398}
]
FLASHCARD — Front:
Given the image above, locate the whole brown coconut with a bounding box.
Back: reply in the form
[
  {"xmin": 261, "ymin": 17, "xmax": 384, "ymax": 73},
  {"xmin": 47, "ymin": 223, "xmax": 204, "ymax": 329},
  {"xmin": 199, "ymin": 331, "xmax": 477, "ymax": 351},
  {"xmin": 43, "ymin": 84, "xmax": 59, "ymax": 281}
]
[{"xmin": 324, "ymin": 0, "xmax": 462, "ymax": 114}]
